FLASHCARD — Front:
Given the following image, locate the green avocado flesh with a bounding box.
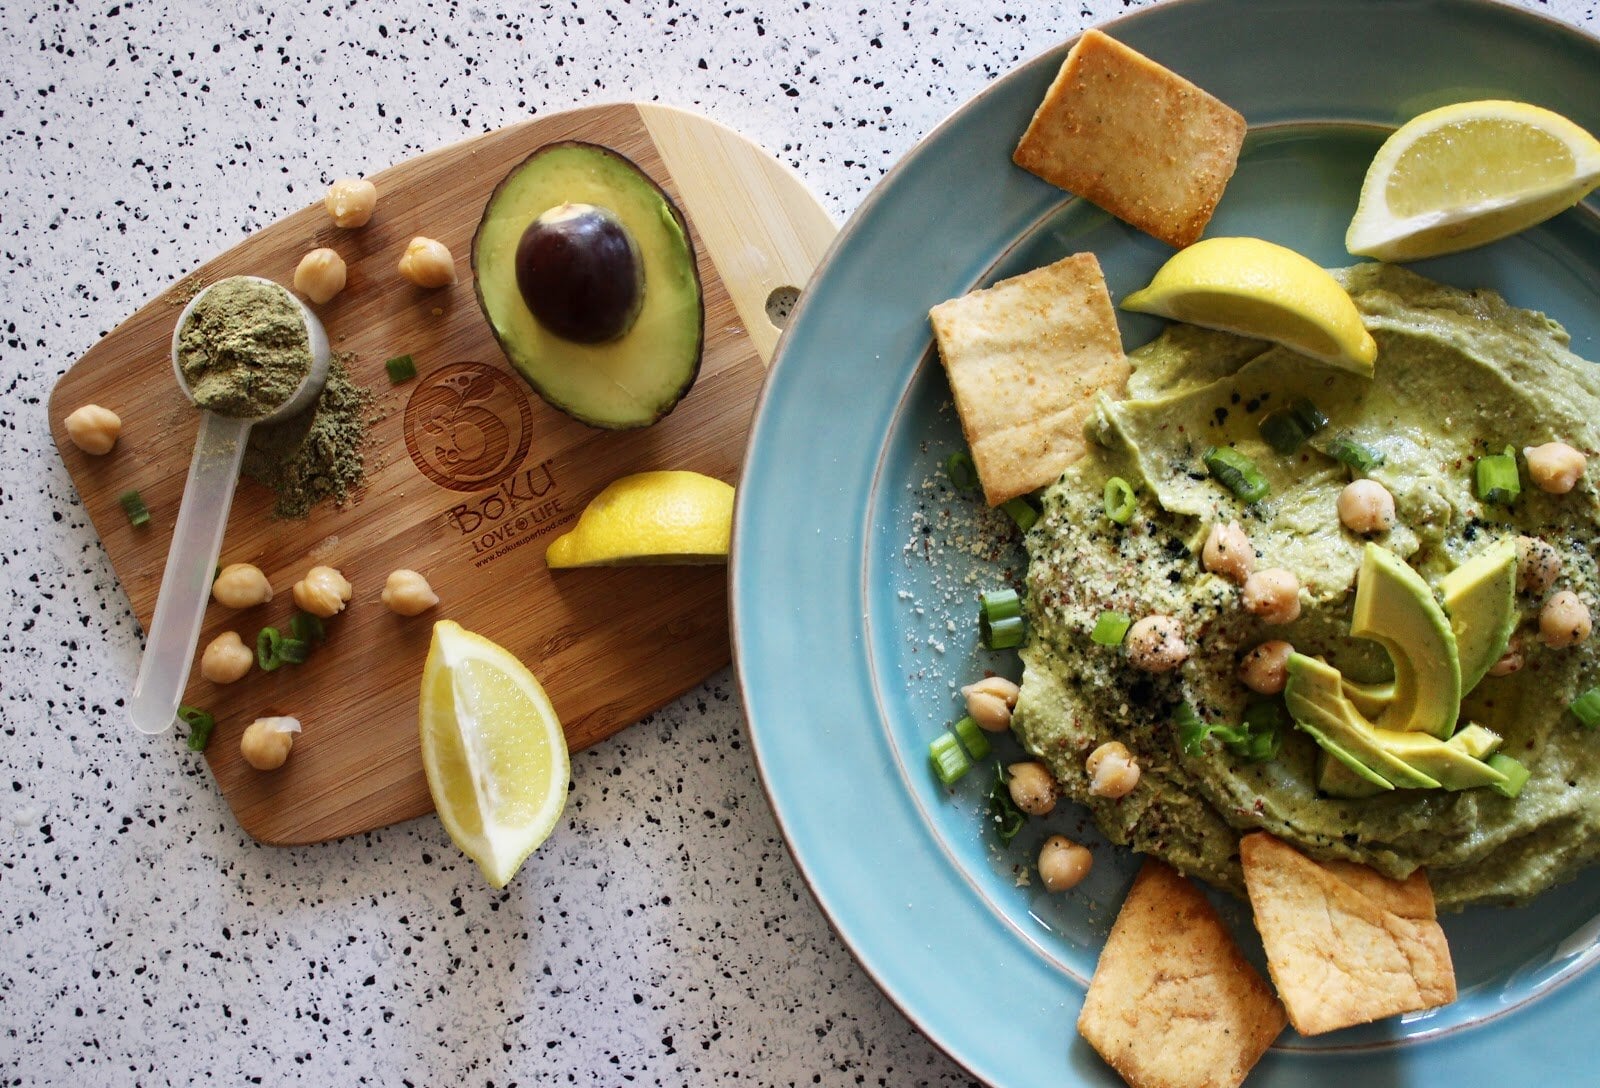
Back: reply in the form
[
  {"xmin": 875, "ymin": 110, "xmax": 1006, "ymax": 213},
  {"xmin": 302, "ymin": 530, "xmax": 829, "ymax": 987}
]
[
  {"xmin": 1350, "ymin": 543, "xmax": 1462, "ymax": 739},
  {"xmin": 1008, "ymin": 264, "xmax": 1600, "ymax": 909},
  {"xmin": 473, "ymin": 141, "xmax": 705, "ymax": 429},
  {"xmin": 1439, "ymin": 536, "xmax": 1519, "ymax": 693}
]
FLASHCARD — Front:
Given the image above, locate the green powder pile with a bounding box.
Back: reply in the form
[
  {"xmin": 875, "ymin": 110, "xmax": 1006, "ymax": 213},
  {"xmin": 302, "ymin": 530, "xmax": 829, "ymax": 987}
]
[
  {"xmin": 176, "ymin": 277, "xmax": 312, "ymax": 418},
  {"xmin": 242, "ymin": 356, "xmax": 372, "ymax": 518}
]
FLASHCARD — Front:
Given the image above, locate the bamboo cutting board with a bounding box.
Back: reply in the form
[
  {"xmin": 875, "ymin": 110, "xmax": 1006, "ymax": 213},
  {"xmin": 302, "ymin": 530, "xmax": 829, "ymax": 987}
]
[{"xmin": 47, "ymin": 103, "xmax": 836, "ymax": 845}]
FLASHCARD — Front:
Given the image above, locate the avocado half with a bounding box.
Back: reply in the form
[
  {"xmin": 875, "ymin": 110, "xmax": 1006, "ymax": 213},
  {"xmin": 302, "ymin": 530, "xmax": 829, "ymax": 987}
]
[{"xmin": 472, "ymin": 141, "xmax": 705, "ymax": 429}]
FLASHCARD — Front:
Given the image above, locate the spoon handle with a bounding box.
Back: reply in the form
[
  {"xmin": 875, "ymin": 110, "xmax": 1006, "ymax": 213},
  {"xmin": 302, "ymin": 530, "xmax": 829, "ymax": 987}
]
[{"xmin": 129, "ymin": 411, "xmax": 253, "ymax": 735}]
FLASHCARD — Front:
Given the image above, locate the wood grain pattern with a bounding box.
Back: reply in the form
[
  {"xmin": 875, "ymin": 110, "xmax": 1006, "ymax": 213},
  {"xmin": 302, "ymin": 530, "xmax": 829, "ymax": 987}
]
[{"xmin": 46, "ymin": 103, "xmax": 836, "ymax": 845}]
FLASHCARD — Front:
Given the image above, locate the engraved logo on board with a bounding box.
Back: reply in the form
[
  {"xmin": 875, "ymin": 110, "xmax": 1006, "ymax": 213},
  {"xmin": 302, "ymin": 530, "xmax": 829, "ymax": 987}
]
[{"xmin": 402, "ymin": 361, "xmax": 534, "ymax": 492}]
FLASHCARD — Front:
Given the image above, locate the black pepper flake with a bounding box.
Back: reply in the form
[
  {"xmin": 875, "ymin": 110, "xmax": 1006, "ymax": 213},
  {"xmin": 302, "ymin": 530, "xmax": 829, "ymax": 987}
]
[{"xmin": 1213, "ymin": 406, "xmax": 1229, "ymax": 426}]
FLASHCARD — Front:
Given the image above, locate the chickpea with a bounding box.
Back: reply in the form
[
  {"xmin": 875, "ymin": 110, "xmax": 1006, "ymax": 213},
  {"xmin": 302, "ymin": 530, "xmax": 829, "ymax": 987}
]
[
  {"xmin": 382, "ymin": 568, "xmax": 439, "ymax": 616},
  {"xmin": 212, "ymin": 563, "xmax": 272, "ymax": 609},
  {"xmin": 1242, "ymin": 568, "xmax": 1301, "ymax": 626},
  {"xmin": 292, "ymin": 565, "xmax": 353, "ymax": 617},
  {"xmin": 324, "ymin": 177, "xmax": 377, "ymax": 228},
  {"xmin": 200, "ymin": 631, "xmax": 253, "ymax": 684},
  {"xmin": 962, "ymin": 675, "xmax": 1021, "ymax": 733},
  {"xmin": 1006, "ymin": 761, "xmax": 1059, "ymax": 817},
  {"xmin": 1086, "ymin": 741, "xmax": 1141, "ymax": 799},
  {"xmin": 64, "ymin": 403, "xmax": 122, "ymax": 455},
  {"xmin": 1201, "ymin": 520, "xmax": 1255, "ymax": 584},
  {"xmin": 240, "ymin": 716, "xmax": 300, "ymax": 771},
  {"xmin": 1037, "ymin": 835, "xmax": 1093, "ymax": 893},
  {"xmin": 1239, "ymin": 639, "xmax": 1295, "ymax": 695},
  {"xmin": 1487, "ymin": 638, "xmax": 1523, "ymax": 678},
  {"xmin": 398, "ymin": 236, "xmax": 457, "ymax": 288},
  {"xmin": 1540, "ymin": 590, "xmax": 1592, "ymax": 649},
  {"xmin": 293, "ymin": 247, "xmax": 347, "ymax": 304},
  {"xmin": 1338, "ymin": 479, "xmax": 1396, "ymax": 535},
  {"xmin": 1524, "ymin": 441, "xmax": 1586, "ymax": 494},
  {"xmin": 1125, "ymin": 615, "xmax": 1189, "ymax": 673},
  {"xmin": 1517, "ymin": 535, "xmax": 1563, "ymax": 595}
]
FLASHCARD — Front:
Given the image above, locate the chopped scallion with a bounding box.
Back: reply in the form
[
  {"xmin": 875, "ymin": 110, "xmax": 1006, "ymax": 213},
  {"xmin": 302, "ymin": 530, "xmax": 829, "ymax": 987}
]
[
  {"xmin": 1258, "ymin": 398, "xmax": 1328, "ymax": 455},
  {"xmin": 1474, "ymin": 446, "xmax": 1521, "ymax": 505},
  {"xmin": 945, "ymin": 450, "xmax": 979, "ymax": 493},
  {"xmin": 1487, "ymin": 753, "xmax": 1531, "ymax": 799},
  {"xmin": 1103, "ymin": 477, "xmax": 1136, "ymax": 525},
  {"xmin": 986, "ymin": 763, "xmax": 1026, "ymax": 844},
  {"xmin": 979, "ymin": 589, "xmax": 1025, "ymax": 650},
  {"xmin": 1326, "ymin": 435, "xmax": 1385, "ymax": 474},
  {"xmin": 179, "ymin": 705, "xmax": 216, "ymax": 752},
  {"xmin": 1176, "ymin": 700, "xmax": 1283, "ymax": 763},
  {"xmin": 1202, "ymin": 446, "xmax": 1269, "ymax": 503},
  {"xmin": 952, "ymin": 715, "xmax": 991, "ymax": 760},
  {"xmin": 1001, "ymin": 496, "xmax": 1040, "ymax": 532},
  {"xmin": 256, "ymin": 626, "xmax": 284, "ymax": 671},
  {"xmin": 385, "ymin": 354, "xmax": 418, "ymax": 383},
  {"xmin": 276, "ymin": 637, "xmax": 312, "ymax": 665},
  {"xmin": 929, "ymin": 731, "xmax": 972, "ymax": 786},
  {"xmin": 119, "ymin": 489, "xmax": 151, "ymax": 527},
  {"xmin": 1091, "ymin": 610, "xmax": 1132, "ymax": 646},
  {"xmin": 290, "ymin": 611, "xmax": 326, "ymax": 645},
  {"xmin": 1571, "ymin": 687, "xmax": 1600, "ymax": 729}
]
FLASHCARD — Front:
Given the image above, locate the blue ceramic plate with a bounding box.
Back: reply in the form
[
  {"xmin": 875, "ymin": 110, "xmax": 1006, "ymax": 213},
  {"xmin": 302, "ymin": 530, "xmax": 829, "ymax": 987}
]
[{"xmin": 732, "ymin": 1, "xmax": 1600, "ymax": 1083}]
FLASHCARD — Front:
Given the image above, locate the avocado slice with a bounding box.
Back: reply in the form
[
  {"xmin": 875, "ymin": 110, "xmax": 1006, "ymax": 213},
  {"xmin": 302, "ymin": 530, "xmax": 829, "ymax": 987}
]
[
  {"xmin": 473, "ymin": 141, "xmax": 705, "ymax": 429},
  {"xmin": 1375, "ymin": 730, "xmax": 1511, "ymax": 791},
  {"xmin": 1351, "ymin": 544, "xmax": 1462, "ymax": 739},
  {"xmin": 1315, "ymin": 749, "xmax": 1391, "ymax": 799},
  {"xmin": 1285, "ymin": 654, "xmax": 1442, "ymax": 790},
  {"xmin": 1447, "ymin": 722, "xmax": 1503, "ymax": 760},
  {"xmin": 1438, "ymin": 536, "xmax": 1519, "ymax": 693}
]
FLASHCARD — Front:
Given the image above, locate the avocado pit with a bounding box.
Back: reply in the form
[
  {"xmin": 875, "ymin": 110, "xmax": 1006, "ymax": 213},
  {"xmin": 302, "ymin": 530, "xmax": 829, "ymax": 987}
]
[{"xmin": 515, "ymin": 202, "xmax": 645, "ymax": 344}]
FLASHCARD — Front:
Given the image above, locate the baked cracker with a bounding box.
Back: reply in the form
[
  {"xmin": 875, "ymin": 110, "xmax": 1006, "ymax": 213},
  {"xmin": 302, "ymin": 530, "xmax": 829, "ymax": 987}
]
[
  {"xmin": 1241, "ymin": 833, "xmax": 1456, "ymax": 1036},
  {"xmin": 1078, "ymin": 859, "xmax": 1286, "ymax": 1088},
  {"xmin": 928, "ymin": 252, "xmax": 1128, "ymax": 506},
  {"xmin": 1013, "ymin": 29, "xmax": 1246, "ymax": 248}
]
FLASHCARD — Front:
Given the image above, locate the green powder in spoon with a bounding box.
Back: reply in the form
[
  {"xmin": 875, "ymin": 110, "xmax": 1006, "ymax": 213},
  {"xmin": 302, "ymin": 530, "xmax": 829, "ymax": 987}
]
[{"xmin": 176, "ymin": 277, "xmax": 312, "ymax": 418}]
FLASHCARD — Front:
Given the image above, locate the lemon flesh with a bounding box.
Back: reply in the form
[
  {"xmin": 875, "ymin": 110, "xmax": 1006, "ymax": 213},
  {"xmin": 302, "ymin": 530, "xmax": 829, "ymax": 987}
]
[
  {"xmin": 419, "ymin": 620, "xmax": 570, "ymax": 888},
  {"xmin": 1347, "ymin": 100, "xmax": 1600, "ymax": 261},
  {"xmin": 546, "ymin": 469, "xmax": 734, "ymax": 568},
  {"xmin": 1121, "ymin": 237, "xmax": 1377, "ymax": 375}
]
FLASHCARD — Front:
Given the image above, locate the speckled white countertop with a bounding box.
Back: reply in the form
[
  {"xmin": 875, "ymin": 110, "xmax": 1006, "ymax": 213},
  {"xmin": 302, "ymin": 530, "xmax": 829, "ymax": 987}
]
[{"xmin": 2, "ymin": 1, "xmax": 1594, "ymax": 1085}]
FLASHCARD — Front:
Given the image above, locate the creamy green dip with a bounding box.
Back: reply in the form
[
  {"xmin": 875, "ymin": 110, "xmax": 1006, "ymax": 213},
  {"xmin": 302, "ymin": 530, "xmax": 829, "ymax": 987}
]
[{"xmin": 1012, "ymin": 264, "xmax": 1600, "ymax": 909}]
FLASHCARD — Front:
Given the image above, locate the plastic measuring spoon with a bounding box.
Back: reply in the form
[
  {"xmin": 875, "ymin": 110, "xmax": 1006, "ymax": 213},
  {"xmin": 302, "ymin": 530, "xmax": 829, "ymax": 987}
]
[{"xmin": 128, "ymin": 277, "xmax": 331, "ymax": 735}]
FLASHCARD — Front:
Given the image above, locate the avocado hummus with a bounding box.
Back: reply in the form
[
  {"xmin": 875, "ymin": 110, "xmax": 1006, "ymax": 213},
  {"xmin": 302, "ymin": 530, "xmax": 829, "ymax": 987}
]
[{"xmin": 1011, "ymin": 263, "xmax": 1600, "ymax": 909}]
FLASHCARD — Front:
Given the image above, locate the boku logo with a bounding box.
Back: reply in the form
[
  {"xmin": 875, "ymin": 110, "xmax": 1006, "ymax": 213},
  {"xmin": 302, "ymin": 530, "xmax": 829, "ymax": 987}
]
[{"xmin": 402, "ymin": 361, "xmax": 574, "ymax": 567}]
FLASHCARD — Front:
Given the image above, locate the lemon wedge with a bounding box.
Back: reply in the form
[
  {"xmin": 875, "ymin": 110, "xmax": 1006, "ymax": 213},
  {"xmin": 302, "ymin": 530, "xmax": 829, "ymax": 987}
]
[
  {"xmin": 1346, "ymin": 100, "xmax": 1600, "ymax": 261},
  {"xmin": 1121, "ymin": 237, "xmax": 1377, "ymax": 375},
  {"xmin": 419, "ymin": 620, "xmax": 570, "ymax": 888},
  {"xmin": 546, "ymin": 470, "xmax": 734, "ymax": 568}
]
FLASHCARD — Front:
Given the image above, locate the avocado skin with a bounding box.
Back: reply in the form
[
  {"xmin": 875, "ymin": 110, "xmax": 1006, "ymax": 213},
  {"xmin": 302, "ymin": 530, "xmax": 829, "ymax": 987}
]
[{"xmin": 472, "ymin": 140, "xmax": 705, "ymax": 430}]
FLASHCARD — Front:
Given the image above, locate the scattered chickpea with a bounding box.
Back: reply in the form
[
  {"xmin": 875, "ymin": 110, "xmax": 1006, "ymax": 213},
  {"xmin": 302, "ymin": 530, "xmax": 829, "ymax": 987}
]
[
  {"xmin": 293, "ymin": 247, "xmax": 347, "ymax": 304},
  {"xmin": 962, "ymin": 675, "xmax": 1020, "ymax": 733},
  {"xmin": 1337, "ymin": 479, "xmax": 1396, "ymax": 535},
  {"xmin": 292, "ymin": 565, "xmax": 353, "ymax": 617},
  {"xmin": 1086, "ymin": 741, "xmax": 1141, "ymax": 799},
  {"xmin": 1202, "ymin": 520, "xmax": 1255, "ymax": 584},
  {"xmin": 324, "ymin": 177, "xmax": 377, "ymax": 228},
  {"xmin": 1037, "ymin": 835, "xmax": 1093, "ymax": 893},
  {"xmin": 64, "ymin": 403, "xmax": 122, "ymax": 455},
  {"xmin": 1239, "ymin": 639, "xmax": 1295, "ymax": 695},
  {"xmin": 1540, "ymin": 590, "xmax": 1592, "ymax": 649},
  {"xmin": 1006, "ymin": 761, "xmax": 1059, "ymax": 817},
  {"xmin": 1487, "ymin": 637, "xmax": 1523, "ymax": 678},
  {"xmin": 212, "ymin": 563, "xmax": 272, "ymax": 609},
  {"xmin": 200, "ymin": 631, "xmax": 253, "ymax": 684},
  {"xmin": 1243, "ymin": 568, "xmax": 1301, "ymax": 625},
  {"xmin": 398, "ymin": 236, "xmax": 457, "ymax": 288},
  {"xmin": 240, "ymin": 716, "xmax": 300, "ymax": 771},
  {"xmin": 1125, "ymin": 615, "xmax": 1189, "ymax": 673},
  {"xmin": 382, "ymin": 569, "xmax": 439, "ymax": 616},
  {"xmin": 1517, "ymin": 535, "xmax": 1563, "ymax": 595},
  {"xmin": 1524, "ymin": 441, "xmax": 1586, "ymax": 494}
]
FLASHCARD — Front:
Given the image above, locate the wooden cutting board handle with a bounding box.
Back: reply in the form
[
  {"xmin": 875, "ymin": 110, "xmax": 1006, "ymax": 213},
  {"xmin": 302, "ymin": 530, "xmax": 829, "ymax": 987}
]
[{"xmin": 47, "ymin": 103, "xmax": 836, "ymax": 845}]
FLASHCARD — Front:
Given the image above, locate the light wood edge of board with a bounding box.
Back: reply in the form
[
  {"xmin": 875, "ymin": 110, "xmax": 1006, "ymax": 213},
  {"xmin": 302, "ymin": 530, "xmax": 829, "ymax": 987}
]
[{"xmin": 638, "ymin": 103, "xmax": 838, "ymax": 365}]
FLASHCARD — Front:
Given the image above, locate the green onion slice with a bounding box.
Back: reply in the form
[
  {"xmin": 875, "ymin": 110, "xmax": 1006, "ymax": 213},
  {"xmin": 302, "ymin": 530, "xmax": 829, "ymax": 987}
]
[
  {"xmin": 979, "ymin": 589, "xmax": 1025, "ymax": 650},
  {"xmin": 1001, "ymin": 496, "xmax": 1040, "ymax": 532},
  {"xmin": 1326, "ymin": 435, "xmax": 1385, "ymax": 474},
  {"xmin": 385, "ymin": 354, "xmax": 418, "ymax": 383},
  {"xmin": 929, "ymin": 732, "xmax": 972, "ymax": 786},
  {"xmin": 986, "ymin": 763, "xmax": 1026, "ymax": 844},
  {"xmin": 952, "ymin": 715, "xmax": 992, "ymax": 760},
  {"xmin": 256, "ymin": 626, "xmax": 284, "ymax": 671},
  {"xmin": 1474, "ymin": 446, "xmax": 1521, "ymax": 505},
  {"xmin": 118, "ymin": 489, "xmax": 151, "ymax": 527},
  {"xmin": 1091, "ymin": 610, "xmax": 1132, "ymax": 647},
  {"xmin": 1202, "ymin": 446, "xmax": 1269, "ymax": 503},
  {"xmin": 290, "ymin": 611, "xmax": 326, "ymax": 645},
  {"xmin": 945, "ymin": 451, "xmax": 979, "ymax": 493},
  {"xmin": 1487, "ymin": 753, "xmax": 1531, "ymax": 799},
  {"xmin": 276, "ymin": 637, "xmax": 312, "ymax": 665},
  {"xmin": 1103, "ymin": 477, "xmax": 1137, "ymax": 524},
  {"xmin": 1176, "ymin": 700, "xmax": 1283, "ymax": 763},
  {"xmin": 179, "ymin": 705, "xmax": 216, "ymax": 752},
  {"xmin": 1571, "ymin": 687, "xmax": 1600, "ymax": 729},
  {"xmin": 1258, "ymin": 398, "xmax": 1329, "ymax": 455}
]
